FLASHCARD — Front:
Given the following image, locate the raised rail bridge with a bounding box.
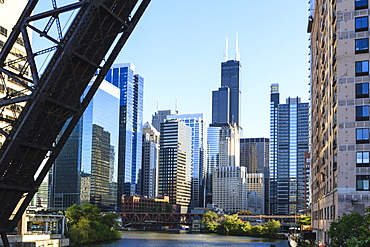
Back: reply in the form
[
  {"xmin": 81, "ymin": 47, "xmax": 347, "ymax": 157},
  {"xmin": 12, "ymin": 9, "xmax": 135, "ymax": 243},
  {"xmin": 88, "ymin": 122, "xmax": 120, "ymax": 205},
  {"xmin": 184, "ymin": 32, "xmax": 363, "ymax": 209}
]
[{"xmin": 0, "ymin": 0, "xmax": 150, "ymax": 245}]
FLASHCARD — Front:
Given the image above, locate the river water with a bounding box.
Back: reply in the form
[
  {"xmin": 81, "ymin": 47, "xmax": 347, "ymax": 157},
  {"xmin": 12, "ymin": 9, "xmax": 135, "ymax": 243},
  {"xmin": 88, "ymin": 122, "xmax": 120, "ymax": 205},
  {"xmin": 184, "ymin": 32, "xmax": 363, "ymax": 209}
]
[{"xmin": 82, "ymin": 231, "xmax": 289, "ymax": 247}]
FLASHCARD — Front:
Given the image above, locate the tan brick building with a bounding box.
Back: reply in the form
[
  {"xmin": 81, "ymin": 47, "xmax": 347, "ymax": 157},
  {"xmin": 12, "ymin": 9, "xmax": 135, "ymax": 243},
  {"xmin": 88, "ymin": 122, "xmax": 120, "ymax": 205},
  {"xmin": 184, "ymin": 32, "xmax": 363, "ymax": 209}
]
[{"xmin": 309, "ymin": 0, "xmax": 370, "ymax": 244}]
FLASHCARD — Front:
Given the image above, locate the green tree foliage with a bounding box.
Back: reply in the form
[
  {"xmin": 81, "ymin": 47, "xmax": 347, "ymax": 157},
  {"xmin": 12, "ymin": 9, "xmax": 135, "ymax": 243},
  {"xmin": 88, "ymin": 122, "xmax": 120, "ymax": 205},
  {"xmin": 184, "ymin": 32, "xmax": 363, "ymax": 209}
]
[
  {"xmin": 297, "ymin": 215, "xmax": 311, "ymax": 227},
  {"xmin": 328, "ymin": 211, "xmax": 369, "ymax": 247},
  {"xmin": 217, "ymin": 214, "xmax": 247, "ymax": 235},
  {"xmin": 262, "ymin": 220, "xmax": 281, "ymax": 237},
  {"xmin": 201, "ymin": 212, "xmax": 280, "ymax": 238},
  {"xmin": 201, "ymin": 211, "xmax": 219, "ymax": 225},
  {"xmin": 65, "ymin": 203, "xmax": 120, "ymax": 245}
]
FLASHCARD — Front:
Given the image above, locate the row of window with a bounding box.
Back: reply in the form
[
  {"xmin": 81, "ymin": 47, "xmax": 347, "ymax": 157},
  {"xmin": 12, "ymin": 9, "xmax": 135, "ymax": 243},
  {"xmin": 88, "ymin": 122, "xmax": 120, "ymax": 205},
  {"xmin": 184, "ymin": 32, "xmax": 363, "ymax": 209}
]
[{"xmin": 354, "ymin": 0, "xmax": 369, "ymax": 192}]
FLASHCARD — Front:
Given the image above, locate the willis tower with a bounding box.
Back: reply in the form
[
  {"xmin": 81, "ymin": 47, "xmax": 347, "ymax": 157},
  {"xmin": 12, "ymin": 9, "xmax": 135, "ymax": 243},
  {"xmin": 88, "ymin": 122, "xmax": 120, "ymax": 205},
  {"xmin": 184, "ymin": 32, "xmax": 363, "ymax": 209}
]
[{"xmin": 212, "ymin": 37, "xmax": 241, "ymax": 126}]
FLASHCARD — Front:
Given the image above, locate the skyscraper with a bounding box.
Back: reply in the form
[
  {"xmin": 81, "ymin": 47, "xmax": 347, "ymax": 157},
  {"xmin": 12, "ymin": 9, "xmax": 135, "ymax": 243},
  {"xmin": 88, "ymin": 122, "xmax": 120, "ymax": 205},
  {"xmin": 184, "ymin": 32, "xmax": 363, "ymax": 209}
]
[
  {"xmin": 141, "ymin": 122, "xmax": 160, "ymax": 198},
  {"xmin": 269, "ymin": 83, "xmax": 280, "ymax": 215},
  {"xmin": 167, "ymin": 113, "xmax": 207, "ymax": 208},
  {"xmin": 206, "ymin": 125, "xmax": 221, "ymax": 203},
  {"xmin": 212, "ymin": 124, "xmax": 249, "ymax": 213},
  {"xmin": 309, "ymin": 0, "xmax": 370, "ymax": 243},
  {"xmin": 240, "ymin": 137, "xmax": 270, "ymax": 214},
  {"xmin": 269, "ymin": 85, "xmax": 309, "ymax": 215},
  {"xmin": 50, "ymin": 79, "xmax": 120, "ymax": 211},
  {"xmin": 212, "ymin": 40, "xmax": 242, "ymax": 126},
  {"xmin": 105, "ymin": 63, "xmax": 144, "ymax": 203},
  {"xmin": 158, "ymin": 119, "xmax": 192, "ymax": 213},
  {"xmin": 152, "ymin": 109, "xmax": 178, "ymax": 132}
]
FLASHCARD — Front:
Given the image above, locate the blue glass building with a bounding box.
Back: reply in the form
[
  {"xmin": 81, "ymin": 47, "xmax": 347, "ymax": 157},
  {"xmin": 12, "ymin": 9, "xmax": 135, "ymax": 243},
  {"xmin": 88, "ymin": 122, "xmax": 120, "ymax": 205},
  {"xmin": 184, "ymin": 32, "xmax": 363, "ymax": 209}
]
[
  {"xmin": 105, "ymin": 63, "xmax": 144, "ymax": 204},
  {"xmin": 206, "ymin": 126, "xmax": 221, "ymax": 203},
  {"xmin": 269, "ymin": 85, "xmax": 309, "ymax": 215},
  {"xmin": 50, "ymin": 79, "xmax": 120, "ymax": 211}
]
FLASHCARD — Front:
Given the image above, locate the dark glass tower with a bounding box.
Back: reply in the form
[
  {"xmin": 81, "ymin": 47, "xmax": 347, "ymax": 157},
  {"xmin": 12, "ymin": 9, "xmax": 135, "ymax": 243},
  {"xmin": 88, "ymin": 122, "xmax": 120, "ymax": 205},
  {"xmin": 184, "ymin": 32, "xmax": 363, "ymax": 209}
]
[
  {"xmin": 105, "ymin": 63, "xmax": 144, "ymax": 206},
  {"xmin": 269, "ymin": 83, "xmax": 280, "ymax": 214},
  {"xmin": 212, "ymin": 60, "xmax": 242, "ymax": 126},
  {"xmin": 50, "ymin": 80, "xmax": 120, "ymax": 211},
  {"xmin": 269, "ymin": 85, "xmax": 309, "ymax": 215}
]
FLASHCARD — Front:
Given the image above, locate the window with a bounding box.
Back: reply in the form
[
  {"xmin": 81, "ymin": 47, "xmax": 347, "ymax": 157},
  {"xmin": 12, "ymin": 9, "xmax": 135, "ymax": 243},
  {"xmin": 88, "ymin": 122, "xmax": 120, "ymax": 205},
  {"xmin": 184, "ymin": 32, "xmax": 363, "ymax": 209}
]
[
  {"xmin": 355, "ymin": 16, "xmax": 369, "ymax": 32},
  {"xmin": 0, "ymin": 25, "xmax": 7, "ymax": 37},
  {"xmin": 357, "ymin": 151, "xmax": 370, "ymax": 166},
  {"xmin": 356, "ymin": 83, "xmax": 369, "ymax": 98},
  {"xmin": 355, "ymin": 0, "xmax": 368, "ymax": 9},
  {"xmin": 356, "ymin": 105, "xmax": 369, "ymax": 120},
  {"xmin": 356, "ymin": 129, "xmax": 369, "ymax": 143},
  {"xmin": 355, "ymin": 38, "xmax": 369, "ymax": 53},
  {"xmin": 357, "ymin": 175, "xmax": 370, "ymax": 191},
  {"xmin": 356, "ymin": 60, "xmax": 369, "ymax": 76}
]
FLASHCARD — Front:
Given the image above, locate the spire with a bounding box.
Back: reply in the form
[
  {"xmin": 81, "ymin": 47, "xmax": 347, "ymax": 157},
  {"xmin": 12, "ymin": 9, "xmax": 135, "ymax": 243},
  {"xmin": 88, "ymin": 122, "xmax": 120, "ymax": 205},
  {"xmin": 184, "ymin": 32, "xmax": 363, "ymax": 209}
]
[
  {"xmin": 224, "ymin": 37, "xmax": 229, "ymax": 61},
  {"xmin": 235, "ymin": 32, "xmax": 240, "ymax": 61},
  {"xmin": 175, "ymin": 97, "xmax": 178, "ymax": 112},
  {"xmin": 157, "ymin": 98, "xmax": 159, "ymax": 111}
]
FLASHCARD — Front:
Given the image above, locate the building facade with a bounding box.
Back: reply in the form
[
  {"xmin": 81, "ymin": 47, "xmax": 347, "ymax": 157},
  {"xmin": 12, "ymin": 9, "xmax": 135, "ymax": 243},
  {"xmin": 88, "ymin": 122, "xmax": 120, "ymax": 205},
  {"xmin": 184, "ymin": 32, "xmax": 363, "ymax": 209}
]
[
  {"xmin": 158, "ymin": 119, "xmax": 192, "ymax": 213},
  {"xmin": 309, "ymin": 0, "xmax": 370, "ymax": 243},
  {"xmin": 105, "ymin": 63, "xmax": 144, "ymax": 203},
  {"xmin": 152, "ymin": 109, "xmax": 178, "ymax": 132},
  {"xmin": 206, "ymin": 126, "xmax": 221, "ymax": 203},
  {"xmin": 240, "ymin": 138, "xmax": 270, "ymax": 214},
  {"xmin": 212, "ymin": 124, "xmax": 249, "ymax": 213},
  {"xmin": 167, "ymin": 113, "xmax": 207, "ymax": 209},
  {"xmin": 269, "ymin": 86, "xmax": 309, "ymax": 215},
  {"xmin": 141, "ymin": 122, "xmax": 160, "ymax": 198},
  {"xmin": 213, "ymin": 166, "xmax": 248, "ymax": 214},
  {"xmin": 246, "ymin": 173, "xmax": 264, "ymax": 215},
  {"xmin": 269, "ymin": 83, "xmax": 280, "ymax": 215},
  {"xmin": 50, "ymin": 80, "xmax": 120, "ymax": 211},
  {"xmin": 212, "ymin": 60, "xmax": 242, "ymax": 126}
]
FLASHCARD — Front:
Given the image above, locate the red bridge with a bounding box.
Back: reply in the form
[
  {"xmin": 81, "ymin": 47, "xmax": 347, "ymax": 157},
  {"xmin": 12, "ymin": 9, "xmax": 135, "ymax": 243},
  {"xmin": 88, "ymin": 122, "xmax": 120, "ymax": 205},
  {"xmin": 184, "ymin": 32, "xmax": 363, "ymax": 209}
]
[{"xmin": 122, "ymin": 213, "xmax": 202, "ymax": 225}]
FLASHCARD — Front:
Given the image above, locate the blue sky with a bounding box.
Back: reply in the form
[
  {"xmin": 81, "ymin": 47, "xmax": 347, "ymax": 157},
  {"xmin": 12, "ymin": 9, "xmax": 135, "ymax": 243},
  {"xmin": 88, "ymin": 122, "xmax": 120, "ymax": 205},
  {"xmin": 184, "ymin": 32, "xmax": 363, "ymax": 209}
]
[
  {"xmin": 117, "ymin": 0, "xmax": 310, "ymax": 138},
  {"xmin": 35, "ymin": 0, "xmax": 310, "ymax": 138}
]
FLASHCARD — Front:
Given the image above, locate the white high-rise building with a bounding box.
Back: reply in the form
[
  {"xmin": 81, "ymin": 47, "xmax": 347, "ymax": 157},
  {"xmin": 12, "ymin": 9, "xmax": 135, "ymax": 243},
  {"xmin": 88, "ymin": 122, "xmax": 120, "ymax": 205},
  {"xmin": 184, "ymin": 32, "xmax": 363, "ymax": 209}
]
[
  {"xmin": 158, "ymin": 119, "xmax": 192, "ymax": 213},
  {"xmin": 167, "ymin": 113, "xmax": 207, "ymax": 208},
  {"xmin": 212, "ymin": 124, "xmax": 248, "ymax": 213},
  {"xmin": 141, "ymin": 122, "xmax": 160, "ymax": 198}
]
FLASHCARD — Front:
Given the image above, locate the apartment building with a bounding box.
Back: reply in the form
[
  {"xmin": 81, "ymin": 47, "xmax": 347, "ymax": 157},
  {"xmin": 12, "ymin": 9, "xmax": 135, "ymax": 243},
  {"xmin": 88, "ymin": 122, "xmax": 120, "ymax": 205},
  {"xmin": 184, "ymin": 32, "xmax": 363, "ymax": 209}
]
[{"xmin": 309, "ymin": 0, "xmax": 370, "ymax": 243}]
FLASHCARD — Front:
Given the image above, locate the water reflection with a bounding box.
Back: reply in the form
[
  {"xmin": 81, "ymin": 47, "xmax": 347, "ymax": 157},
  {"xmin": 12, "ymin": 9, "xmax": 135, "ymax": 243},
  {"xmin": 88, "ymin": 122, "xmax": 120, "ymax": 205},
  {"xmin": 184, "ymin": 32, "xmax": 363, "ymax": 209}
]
[{"xmin": 82, "ymin": 231, "xmax": 289, "ymax": 247}]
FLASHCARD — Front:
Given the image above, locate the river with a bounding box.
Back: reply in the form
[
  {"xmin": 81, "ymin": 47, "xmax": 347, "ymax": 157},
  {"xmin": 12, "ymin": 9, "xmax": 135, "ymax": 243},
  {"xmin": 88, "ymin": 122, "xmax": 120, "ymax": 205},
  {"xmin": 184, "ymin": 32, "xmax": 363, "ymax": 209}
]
[{"xmin": 81, "ymin": 231, "xmax": 289, "ymax": 247}]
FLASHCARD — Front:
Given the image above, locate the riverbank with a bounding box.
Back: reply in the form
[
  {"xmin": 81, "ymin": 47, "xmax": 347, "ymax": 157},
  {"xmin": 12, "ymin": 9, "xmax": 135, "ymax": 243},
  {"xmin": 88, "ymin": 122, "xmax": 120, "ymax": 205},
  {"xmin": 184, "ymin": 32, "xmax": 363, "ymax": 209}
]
[{"xmin": 0, "ymin": 234, "xmax": 69, "ymax": 247}]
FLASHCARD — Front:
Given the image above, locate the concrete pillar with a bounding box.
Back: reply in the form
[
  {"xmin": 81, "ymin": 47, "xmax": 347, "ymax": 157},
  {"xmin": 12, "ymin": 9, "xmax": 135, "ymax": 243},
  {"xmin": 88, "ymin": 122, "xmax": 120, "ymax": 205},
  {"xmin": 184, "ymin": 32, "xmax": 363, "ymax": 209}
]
[{"xmin": 17, "ymin": 212, "xmax": 27, "ymax": 235}]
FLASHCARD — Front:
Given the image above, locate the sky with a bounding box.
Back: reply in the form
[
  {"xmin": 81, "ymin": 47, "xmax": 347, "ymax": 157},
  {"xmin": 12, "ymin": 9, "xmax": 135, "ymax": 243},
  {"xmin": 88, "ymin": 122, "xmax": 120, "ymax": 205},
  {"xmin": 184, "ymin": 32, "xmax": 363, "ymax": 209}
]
[
  {"xmin": 116, "ymin": 0, "xmax": 310, "ymax": 138},
  {"xmin": 34, "ymin": 0, "xmax": 310, "ymax": 138}
]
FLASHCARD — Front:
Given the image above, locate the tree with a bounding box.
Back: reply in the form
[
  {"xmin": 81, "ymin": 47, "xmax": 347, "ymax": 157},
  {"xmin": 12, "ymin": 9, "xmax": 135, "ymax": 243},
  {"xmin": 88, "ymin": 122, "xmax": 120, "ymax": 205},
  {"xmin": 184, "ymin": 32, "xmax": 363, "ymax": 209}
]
[
  {"xmin": 263, "ymin": 220, "xmax": 281, "ymax": 237},
  {"xmin": 65, "ymin": 203, "xmax": 120, "ymax": 245},
  {"xmin": 217, "ymin": 214, "xmax": 246, "ymax": 235},
  {"xmin": 202, "ymin": 211, "xmax": 219, "ymax": 225},
  {"xmin": 297, "ymin": 215, "xmax": 311, "ymax": 227},
  {"xmin": 345, "ymin": 208, "xmax": 370, "ymax": 247},
  {"xmin": 328, "ymin": 211, "xmax": 367, "ymax": 247}
]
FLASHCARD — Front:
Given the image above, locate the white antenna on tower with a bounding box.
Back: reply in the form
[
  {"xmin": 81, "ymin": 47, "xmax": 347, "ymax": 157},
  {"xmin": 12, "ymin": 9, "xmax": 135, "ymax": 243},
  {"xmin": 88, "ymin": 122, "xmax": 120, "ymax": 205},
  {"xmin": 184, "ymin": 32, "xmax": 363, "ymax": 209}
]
[
  {"xmin": 235, "ymin": 32, "xmax": 240, "ymax": 61},
  {"xmin": 157, "ymin": 98, "xmax": 159, "ymax": 111},
  {"xmin": 175, "ymin": 97, "xmax": 178, "ymax": 112},
  {"xmin": 224, "ymin": 37, "xmax": 229, "ymax": 61}
]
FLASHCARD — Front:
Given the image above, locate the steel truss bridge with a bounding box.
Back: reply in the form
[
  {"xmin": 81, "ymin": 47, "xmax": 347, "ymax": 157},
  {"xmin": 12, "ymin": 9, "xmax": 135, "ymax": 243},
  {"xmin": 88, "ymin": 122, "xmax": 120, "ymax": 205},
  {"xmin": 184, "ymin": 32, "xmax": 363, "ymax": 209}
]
[
  {"xmin": 122, "ymin": 213, "xmax": 203, "ymax": 225},
  {"xmin": 122, "ymin": 213, "xmax": 300, "ymax": 226},
  {"xmin": 0, "ymin": 0, "xmax": 150, "ymax": 246}
]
